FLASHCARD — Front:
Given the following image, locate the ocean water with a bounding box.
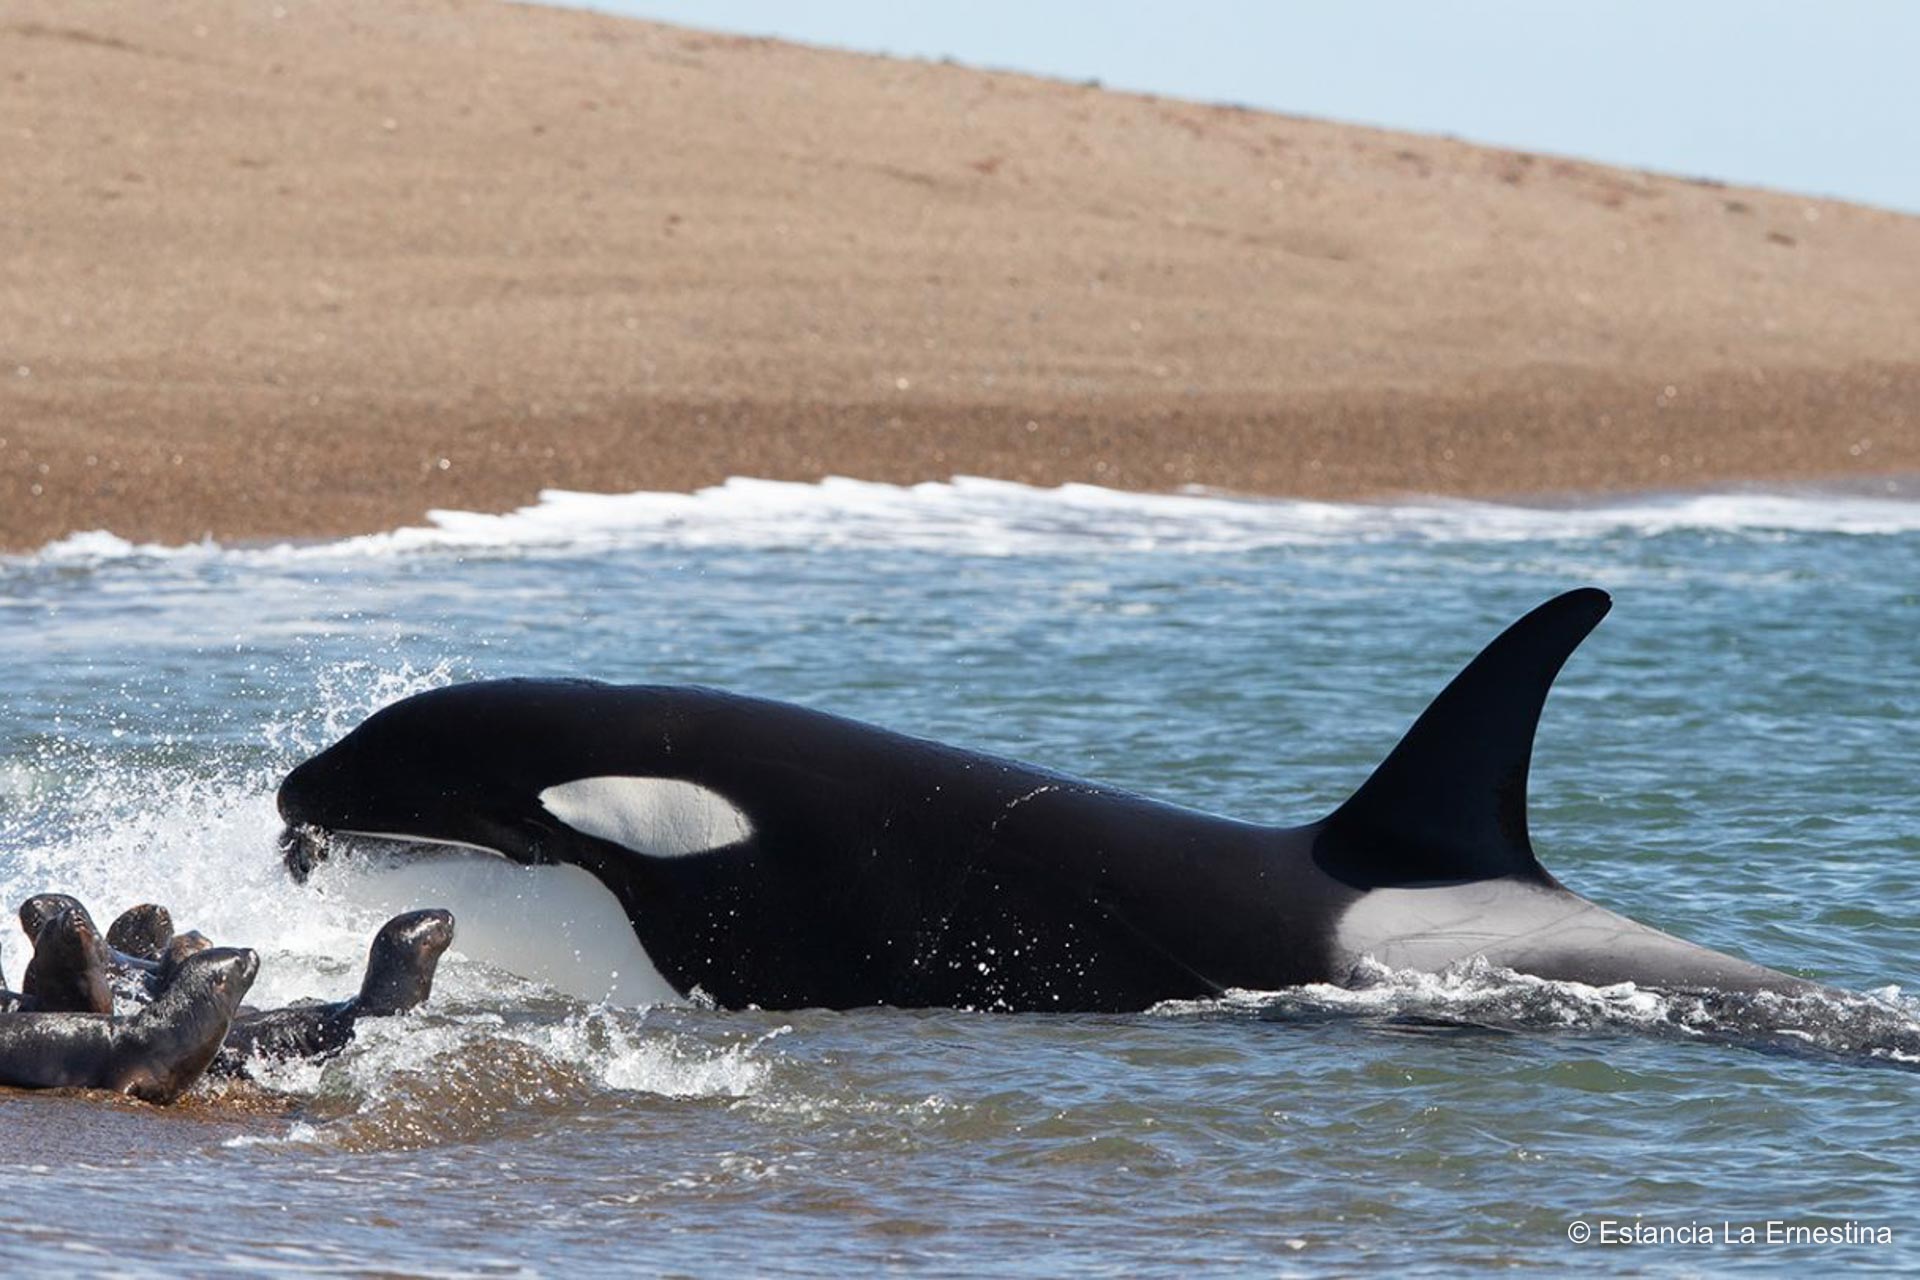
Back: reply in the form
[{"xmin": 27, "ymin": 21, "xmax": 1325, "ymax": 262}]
[{"xmin": 2, "ymin": 476, "xmax": 1917, "ymax": 1273}]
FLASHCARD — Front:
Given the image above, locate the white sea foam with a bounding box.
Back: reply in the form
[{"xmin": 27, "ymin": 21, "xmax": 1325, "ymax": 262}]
[
  {"xmin": 19, "ymin": 476, "xmax": 1920, "ymax": 567},
  {"xmin": 221, "ymin": 1122, "xmax": 322, "ymax": 1149},
  {"xmin": 1153, "ymin": 955, "xmax": 1920, "ymax": 1064},
  {"xmin": 502, "ymin": 1010, "xmax": 783, "ymax": 1097},
  {"xmin": 229, "ymin": 1006, "xmax": 780, "ymax": 1117},
  {"xmin": 1157, "ymin": 956, "xmax": 1680, "ymax": 1029}
]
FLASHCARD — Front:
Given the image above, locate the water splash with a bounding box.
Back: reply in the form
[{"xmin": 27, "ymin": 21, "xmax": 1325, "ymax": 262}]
[
  {"xmin": 0, "ymin": 661, "xmax": 455, "ymax": 998},
  {"xmin": 217, "ymin": 1006, "xmax": 787, "ymax": 1151}
]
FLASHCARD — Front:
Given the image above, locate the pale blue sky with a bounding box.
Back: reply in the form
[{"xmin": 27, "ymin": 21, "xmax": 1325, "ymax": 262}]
[{"xmin": 575, "ymin": 1, "xmax": 1919, "ymax": 213}]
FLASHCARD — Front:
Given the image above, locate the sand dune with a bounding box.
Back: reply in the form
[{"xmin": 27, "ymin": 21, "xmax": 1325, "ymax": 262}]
[{"xmin": 2, "ymin": 0, "xmax": 1916, "ymax": 549}]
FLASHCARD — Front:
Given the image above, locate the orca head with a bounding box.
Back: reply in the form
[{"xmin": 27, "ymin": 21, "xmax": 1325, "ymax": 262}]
[
  {"xmin": 278, "ymin": 678, "xmax": 757, "ymax": 883},
  {"xmin": 278, "ymin": 679, "xmax": 756, "ymax": 1006},
  {"xmin": 279, "ymin": 679, "xmax": 615, "ymax": 878}
]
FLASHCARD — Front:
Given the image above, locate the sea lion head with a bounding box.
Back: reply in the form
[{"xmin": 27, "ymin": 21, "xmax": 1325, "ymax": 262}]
[
  {"xmin": 356, "ymin": 908, "xmax": 456, "ymax": 1016},
  {"xmin": 106, "ymin": 903, "xmax": 174, "ymax": 962},
  {"xmin": 162, "ymin": 946, "xmax": 261, "ymax": 1018},
  {"xmin": 156, "ymin": 930, "xmax": 214, "ymax": 984},
  {"xmin": 19, "ymin": 893, "xmax": 96, "ymax": 942}
]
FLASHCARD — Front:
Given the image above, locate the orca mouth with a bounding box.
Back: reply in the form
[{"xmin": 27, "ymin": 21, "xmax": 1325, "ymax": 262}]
[{"xmin": 279, "ymin": 824, "xmax": 509, "ymax": 884}]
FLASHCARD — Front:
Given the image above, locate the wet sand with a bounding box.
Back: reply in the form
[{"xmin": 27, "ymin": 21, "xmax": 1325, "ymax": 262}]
[{"xmin": 3, "ymin": 0, "xmax": 1917, "ymax": 550}]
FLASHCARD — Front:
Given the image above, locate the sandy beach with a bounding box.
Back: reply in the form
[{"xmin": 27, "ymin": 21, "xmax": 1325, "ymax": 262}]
[{"xmin": 3, "ymin": 0, "xmax": 1916, "ymax": 551}]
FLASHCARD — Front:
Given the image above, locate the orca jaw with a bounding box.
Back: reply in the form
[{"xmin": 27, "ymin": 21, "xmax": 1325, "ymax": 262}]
[
  {"xmin": 279, "ymin": 823, "xmax": 531, "ymax": 883},
  {"xmin": 277, "ymin": 749, "xmax": 572, "ymax": 881}
]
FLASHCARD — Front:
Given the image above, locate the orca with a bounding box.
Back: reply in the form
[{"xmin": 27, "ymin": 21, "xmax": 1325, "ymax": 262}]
[{"xmin": 275, "ymin": 589, "xmax": 1826, "ymax": 1011}]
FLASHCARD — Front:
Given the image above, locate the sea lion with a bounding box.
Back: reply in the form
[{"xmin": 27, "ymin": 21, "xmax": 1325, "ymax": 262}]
[
  {"xmin": 215, "ymin": 909, "xmax": 454, "ymax": 1073},
  {"xmin": 6, "ymin": 899, "xmax": 128, "ymax": 1012},
  {"xmin": 20, "ymin": 906, "xmax": 113, "ymax": 1015},
  {"xmin": 20, "ymin": 894, "xmax": 182, "ymax": 1009},
  {"xmin": 106, "ymin": 903, "xmax": 173, "ymax": 962},
  {"xmin": 0, "ymin": 947, "xmax": 260, "ymax": 1104}
]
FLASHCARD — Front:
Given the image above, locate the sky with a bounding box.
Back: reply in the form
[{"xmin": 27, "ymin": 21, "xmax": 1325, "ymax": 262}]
[{"xmin": 581, "ymin": 1, "xmax": 1920, "ymax": 214}]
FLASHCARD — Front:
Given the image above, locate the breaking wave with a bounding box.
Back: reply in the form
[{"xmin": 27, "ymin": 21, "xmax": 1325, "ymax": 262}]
[{"xmin": 21, "ymin": 476, "xmax": 1920, "ymax": 565}]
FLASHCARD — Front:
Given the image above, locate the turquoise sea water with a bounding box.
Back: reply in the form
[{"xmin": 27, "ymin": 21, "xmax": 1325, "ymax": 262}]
[{"xmin": 2, "ymin": 478, "xmax": 1917, "ymax": 1273}]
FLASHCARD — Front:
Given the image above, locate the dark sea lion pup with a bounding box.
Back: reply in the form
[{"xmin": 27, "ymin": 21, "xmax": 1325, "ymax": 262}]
[
  {"xmin": 20, "ymin": 906, "xmax": 114, "ymax": 1015},
  {"xmin": 215, "ymin": 909, "xmax": 454, "ymax": 1073},
  {"xmin": 0, "ymin": 947, "xmax": 260, "ymax": 1103},
  {"xmin": 106, "ymin": 903, "xmax": 174, "ymax": 962}
]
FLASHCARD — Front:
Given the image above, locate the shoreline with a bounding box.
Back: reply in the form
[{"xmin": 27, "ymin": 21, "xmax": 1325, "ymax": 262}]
[
  {"xmin": 4, "ymin": 0, "xmax": 1918, "ymax": 552},
  {"xmin": 7, "ymin": 362, "xmax": 1915, "ymax": 552},
  {"xmin": 23, "ymin": 474, "xmax": 1920, "ymax": 564},
  {"xmin": 17, "ymin": 452, "xmax": 1920, "ymax": 565}
]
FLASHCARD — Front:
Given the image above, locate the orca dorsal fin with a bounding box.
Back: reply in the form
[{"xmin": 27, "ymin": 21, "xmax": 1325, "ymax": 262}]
[{"xmin": 1313, "ymin": 588, "xmax": 1611, "ymax": 888}]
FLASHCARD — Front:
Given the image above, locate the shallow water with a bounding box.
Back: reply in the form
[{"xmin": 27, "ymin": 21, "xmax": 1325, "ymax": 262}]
[{"xmin": 2, "ymin": 477, "xmax": 1917, "ymax": 1272}]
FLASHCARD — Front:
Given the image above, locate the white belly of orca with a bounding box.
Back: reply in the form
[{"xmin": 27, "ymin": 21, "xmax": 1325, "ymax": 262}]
[
  {"xmin": 330, "ymin": 846, "xmax": 681, "ymax": 1007},
  {"xmin": 1333, "ymin": 877, "xmax": 1788, "ymax": 992},
  {"xmin": 1333, "ymin": 879, "xmax": 1600, "ymax": 974}
]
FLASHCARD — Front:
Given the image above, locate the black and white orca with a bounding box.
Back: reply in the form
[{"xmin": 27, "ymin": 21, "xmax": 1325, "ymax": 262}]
[{"xmin": 277, "ymin": 589, "xmax": 1827, "ymax": 1011}]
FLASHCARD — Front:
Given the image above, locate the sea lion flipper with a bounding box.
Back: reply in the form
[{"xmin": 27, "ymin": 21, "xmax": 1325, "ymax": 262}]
[{"xmin": 19, "ymin": 904, "xmax": 115, "ymax": 1014}]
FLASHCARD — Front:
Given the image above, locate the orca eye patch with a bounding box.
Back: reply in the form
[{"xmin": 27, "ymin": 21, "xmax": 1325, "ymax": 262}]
[{"xmin": 537, "ymin": 776, "xmax": 754, "ymax": 857}]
